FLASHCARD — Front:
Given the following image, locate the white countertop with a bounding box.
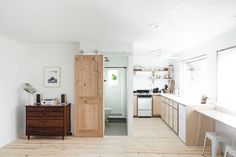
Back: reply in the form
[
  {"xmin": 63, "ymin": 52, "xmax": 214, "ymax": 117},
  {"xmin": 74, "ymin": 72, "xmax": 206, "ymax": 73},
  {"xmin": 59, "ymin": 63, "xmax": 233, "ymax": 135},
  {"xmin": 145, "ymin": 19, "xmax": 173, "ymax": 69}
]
[
  {"xmin": 160, "ymin": 93, "xmax": 214, "ymax": 107},
  {"xmin": 134, "ymin": 93, "xmax": 215, "ymax": 107},
  {"xmin": 195, "ymin": 108, "xmax": 236, "ymax": 129}
]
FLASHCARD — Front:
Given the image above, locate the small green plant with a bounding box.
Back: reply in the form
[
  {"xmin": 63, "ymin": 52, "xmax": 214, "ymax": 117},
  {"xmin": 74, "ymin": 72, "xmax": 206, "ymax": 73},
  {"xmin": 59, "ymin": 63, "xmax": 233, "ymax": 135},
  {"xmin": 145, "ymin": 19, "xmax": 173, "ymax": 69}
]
[
  {"xmin": 201, "ymin": 94, "xmax": 208, "ymax": 104},
  {"xmin": 111, "ymin": 74, "xmax": 117, "ymax": 80}
]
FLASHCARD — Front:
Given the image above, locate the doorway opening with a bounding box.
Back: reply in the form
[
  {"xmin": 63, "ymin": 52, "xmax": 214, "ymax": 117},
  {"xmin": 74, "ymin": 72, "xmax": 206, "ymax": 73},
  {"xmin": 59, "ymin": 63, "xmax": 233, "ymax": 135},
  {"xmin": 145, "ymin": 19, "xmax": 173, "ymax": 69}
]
[{"xmin": 104, "ymin": 56, "xmax": 128, "ymax": 136}]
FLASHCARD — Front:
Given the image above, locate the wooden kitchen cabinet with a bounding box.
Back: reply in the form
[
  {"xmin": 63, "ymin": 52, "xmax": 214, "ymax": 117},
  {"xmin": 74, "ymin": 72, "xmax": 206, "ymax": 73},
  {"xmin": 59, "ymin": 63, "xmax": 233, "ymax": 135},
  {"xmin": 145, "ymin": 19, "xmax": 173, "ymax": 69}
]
[
  {"xmin": 169, "ymin": 105, "xmax": 174, "ymax": 128},
  {"xmin": 173, "ymin": 102, "xmax": 178, "ymax": 134},
  {"xmin": 133, "ymin": 96, "xmax": 138, "ymax": 117},
  {"xmin": 160, "ymin": 101, "xmax": 165, "ymax": 118},
  {"xmin": 178, "ymin": 104, "xmax": 214, "ymax": 146},
  {"xmin": 152, "ymin": 95, "xmax": 161, "ymax": 116},
  {"xmin": 160, "ymin": 95, "xmax": 214, "ymax": 146},
  {"xmin": 160, "ymin": 97, "xmax": 178, "ymax": 134},
  {"xmin": 164, "ymin": 102, "xmax": 169, "ymax": 123}
]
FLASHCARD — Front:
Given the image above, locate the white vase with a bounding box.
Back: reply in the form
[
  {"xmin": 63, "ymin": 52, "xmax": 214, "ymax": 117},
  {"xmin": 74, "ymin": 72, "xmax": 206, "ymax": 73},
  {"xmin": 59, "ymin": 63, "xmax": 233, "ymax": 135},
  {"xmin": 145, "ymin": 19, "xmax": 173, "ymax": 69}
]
[{"xmin": 30, "ymin": 94, "xmax": 34, "ymax": 105}]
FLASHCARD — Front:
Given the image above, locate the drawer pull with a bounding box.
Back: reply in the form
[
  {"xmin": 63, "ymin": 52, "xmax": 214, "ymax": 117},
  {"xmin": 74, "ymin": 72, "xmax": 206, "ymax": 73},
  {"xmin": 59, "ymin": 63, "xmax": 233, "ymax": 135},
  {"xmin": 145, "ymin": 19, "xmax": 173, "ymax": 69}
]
[{"xmin": 40, "ymin": 129, "xmax": 49, "ymax": 133}]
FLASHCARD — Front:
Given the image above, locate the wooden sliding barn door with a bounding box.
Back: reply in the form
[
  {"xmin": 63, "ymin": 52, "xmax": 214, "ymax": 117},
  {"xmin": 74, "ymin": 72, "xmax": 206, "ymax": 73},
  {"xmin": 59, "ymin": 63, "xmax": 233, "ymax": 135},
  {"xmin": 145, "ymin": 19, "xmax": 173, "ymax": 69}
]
[{"xmin": 75, "ymin": 55, "xmax": 103, "ymax": 137}]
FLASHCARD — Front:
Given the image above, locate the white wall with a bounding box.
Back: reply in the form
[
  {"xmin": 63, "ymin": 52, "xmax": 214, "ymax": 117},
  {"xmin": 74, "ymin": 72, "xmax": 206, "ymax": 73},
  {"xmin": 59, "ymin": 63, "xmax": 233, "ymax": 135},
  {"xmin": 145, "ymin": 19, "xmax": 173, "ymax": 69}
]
[
  {"xmin": 0, "ymin": 36, "xmax": 26, "ymax": 147},
  {"xmin": 127, "ymin": 55, "xmax": 134, "ymax": 136},
  {"xmin": 80, "ymin": 40, "xmax": 133, "ymax": 53},
  {"xmin": 177, "ymin": 28, "xmax": 236, "ymax": 144},
  {"xmin": 104, "ymin": 55, "xmax": 128, "ymax": 67},
  {"xmin": 25, "ymin": 42, "xmax": 80, "ymax": 135}
]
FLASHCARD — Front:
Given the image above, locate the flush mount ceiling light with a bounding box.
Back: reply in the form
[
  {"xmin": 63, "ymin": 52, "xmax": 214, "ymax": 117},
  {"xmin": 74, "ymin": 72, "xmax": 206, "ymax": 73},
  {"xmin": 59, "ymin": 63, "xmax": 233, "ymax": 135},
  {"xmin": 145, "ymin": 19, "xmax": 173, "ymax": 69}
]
[{"xmin": 149, "ymin": 23, "xmax": 159, "ymax": 29}]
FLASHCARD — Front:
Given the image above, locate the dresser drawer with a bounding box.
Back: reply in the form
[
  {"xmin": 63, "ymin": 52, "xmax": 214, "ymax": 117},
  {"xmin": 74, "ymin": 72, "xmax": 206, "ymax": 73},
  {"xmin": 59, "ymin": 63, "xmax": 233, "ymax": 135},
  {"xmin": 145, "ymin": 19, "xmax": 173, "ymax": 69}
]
[
  {"xmin": 27, "ymin": 112, "xmax": 64, "ymax": 119},
  {"xmin": 26, "ymin": 107, "xmax": 45, "ymax": 112},
  {"xmin": 46, "ymin": 107, "xmax": 64, "ymax": 112},
  {"xmin": 26, "ymin": 128, "xmax": 63, "ymax": 135},
  {"xmin": 27, "ymin": 119, "xmax": 63, "ymax": 127}
]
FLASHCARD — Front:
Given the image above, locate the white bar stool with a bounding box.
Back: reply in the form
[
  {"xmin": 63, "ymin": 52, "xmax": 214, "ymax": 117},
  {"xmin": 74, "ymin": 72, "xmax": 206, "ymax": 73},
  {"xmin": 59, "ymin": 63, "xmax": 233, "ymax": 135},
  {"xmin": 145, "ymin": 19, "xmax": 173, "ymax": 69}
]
[
  {"xmin": 224, "ymin": 145, "xmax": 236, "ymax": 157},
  {"xmin": 202, "ymin": 132, "xmax": 231, "ymax": 157}
]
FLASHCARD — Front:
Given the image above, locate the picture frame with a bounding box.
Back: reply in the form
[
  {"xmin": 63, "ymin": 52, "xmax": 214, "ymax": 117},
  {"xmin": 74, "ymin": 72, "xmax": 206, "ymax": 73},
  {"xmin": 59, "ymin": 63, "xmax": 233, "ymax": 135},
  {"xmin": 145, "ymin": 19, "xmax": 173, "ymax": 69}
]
[{"xmin": 44, "ymin": 67, "xmax": 61, "ymax": 87}]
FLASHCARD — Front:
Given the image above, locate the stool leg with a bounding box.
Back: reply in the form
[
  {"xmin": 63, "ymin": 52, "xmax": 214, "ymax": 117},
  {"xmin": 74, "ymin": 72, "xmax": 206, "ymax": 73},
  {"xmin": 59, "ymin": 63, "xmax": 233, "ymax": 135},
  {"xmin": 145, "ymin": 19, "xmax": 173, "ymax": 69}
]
[
  {"xmin": 202, "ymin": 136, "xmax": 207, "ymax": 156},
  {"xmin": 223, "ymin": 146, "xmax": 228, "ymax": 157},
  {"xmin": 212, "ymin": 141, "xmax": 218, "ymax": 157}
]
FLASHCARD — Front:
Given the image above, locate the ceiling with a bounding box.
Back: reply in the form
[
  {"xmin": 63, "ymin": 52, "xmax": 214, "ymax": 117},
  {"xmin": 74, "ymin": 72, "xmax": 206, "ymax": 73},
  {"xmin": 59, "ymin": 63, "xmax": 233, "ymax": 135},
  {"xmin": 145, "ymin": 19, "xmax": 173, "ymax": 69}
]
[{"xmin": 0, "ymin": 0, "xmax": 236, "ymax": 54}]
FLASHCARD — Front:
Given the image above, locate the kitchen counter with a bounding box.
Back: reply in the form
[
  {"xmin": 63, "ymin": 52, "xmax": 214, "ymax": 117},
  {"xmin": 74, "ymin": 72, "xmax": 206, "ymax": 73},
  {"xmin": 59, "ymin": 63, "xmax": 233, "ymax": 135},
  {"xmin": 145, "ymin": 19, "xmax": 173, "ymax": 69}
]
[
  {"xmin": 160, "ymin": 93, "xmax": 215, "ymax": 108},
  {"xmin": 134, "ymin": 92, "xmax": 215, "ymax": 107}
]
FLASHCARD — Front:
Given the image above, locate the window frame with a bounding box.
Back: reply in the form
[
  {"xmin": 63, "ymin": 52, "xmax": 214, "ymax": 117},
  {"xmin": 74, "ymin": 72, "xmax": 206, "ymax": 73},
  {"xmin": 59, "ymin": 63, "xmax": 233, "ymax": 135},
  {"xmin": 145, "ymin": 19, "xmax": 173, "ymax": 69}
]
[
  {"xmin": 217, "ymin": 48, "xmax": 236, "ymax": 111},
  {"xmin": 180, "ymin": 54, "xmax": 207, "ymax": 99}
]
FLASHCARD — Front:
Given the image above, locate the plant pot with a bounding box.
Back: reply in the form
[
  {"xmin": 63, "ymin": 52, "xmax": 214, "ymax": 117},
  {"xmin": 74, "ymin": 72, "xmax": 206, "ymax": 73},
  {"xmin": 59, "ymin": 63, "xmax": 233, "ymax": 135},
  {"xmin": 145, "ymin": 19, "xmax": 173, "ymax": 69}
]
[{"xmin": 30, "ymin": 94, "xmax": 34, "ymax": 105}]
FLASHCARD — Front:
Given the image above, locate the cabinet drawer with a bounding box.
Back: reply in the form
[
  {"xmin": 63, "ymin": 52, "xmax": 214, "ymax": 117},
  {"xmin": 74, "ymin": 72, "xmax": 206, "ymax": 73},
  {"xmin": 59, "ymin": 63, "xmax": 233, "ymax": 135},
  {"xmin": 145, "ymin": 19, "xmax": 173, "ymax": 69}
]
[
  {"xmin": 27, "ymin": 112, "xmax": 64, "ymax": 118},
  {"xmin": 169, "ymin": 100, "xmax": 174, "ymax": 107},
  {"xmin": 27, "ymin": 119, "xmax": 63, "ymax": 127},
  {"xmin": 26, "ymin": 107, "xmax": 45, "ymax": 112},
  {"xmin": 26, "ymin": 128, "xmax": 63, "ymax": 135},
  {"xmin": 46, "ymin": 107, "xmax": 64, "ymax": 112}
]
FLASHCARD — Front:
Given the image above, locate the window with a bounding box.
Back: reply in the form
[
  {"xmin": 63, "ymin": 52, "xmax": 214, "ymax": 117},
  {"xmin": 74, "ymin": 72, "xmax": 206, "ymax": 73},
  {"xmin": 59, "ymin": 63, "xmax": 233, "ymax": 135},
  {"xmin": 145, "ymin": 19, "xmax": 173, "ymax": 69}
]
[
  {"xmin": 181, "ymin": 56, "xmax": 207, "ymax": 99},
  {"xmin": 217, "ymin": 48, "xmax": 236, "ymax": 111},
  {"xmin": 108, "ymin": 70, "xmax": 118, "ymax": 86}
]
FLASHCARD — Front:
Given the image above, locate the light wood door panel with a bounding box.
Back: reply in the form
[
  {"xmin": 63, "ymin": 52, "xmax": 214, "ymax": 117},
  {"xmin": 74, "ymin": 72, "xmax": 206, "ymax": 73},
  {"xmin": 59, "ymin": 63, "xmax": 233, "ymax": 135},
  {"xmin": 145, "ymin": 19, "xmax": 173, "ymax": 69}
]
[
  {"xmin": 169, "ymin": 106, "xmax": 173, "ymax": 128},
  {"xmin": 78, "ymin": 104, "xmax": 98, "ymax": 130},
  {"xmin": 173, "ymin": 109, "xmax": 178, "ymax": 134},
  {"xmin": 152, "ymin": 95, "xmax": 161, "ymax": 116},
  {"xmin": 75, "ymin": 55, "xmax": 103, "ymax": 137},
  {"xmin": 161, "ymin": 101, "xmax": 164, "ymax": 119}
]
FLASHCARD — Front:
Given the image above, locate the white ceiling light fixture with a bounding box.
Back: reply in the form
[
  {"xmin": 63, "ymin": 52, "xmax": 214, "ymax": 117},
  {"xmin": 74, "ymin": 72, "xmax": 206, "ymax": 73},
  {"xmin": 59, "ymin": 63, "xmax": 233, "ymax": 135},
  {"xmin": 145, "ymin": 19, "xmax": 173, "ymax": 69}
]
[
  {"xmin": 149, "ymin": 23, "xmax": 159, "ymax": 30},
  {"xmin": 145, "ymin": 49, "xmax": 179, "ymax": 60}
]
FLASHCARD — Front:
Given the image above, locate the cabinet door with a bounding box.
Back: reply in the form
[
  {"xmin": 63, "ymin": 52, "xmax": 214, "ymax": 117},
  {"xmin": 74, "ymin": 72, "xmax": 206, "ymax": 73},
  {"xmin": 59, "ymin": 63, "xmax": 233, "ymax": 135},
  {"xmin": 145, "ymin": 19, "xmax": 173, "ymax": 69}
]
[
  {"xmin": 133, "ymin": 96, "xmax": 138, "ymax": 116},
  {"xmin": 161, "ymin": 101, "xmax": 165, "ymax": 119},
  {"xmin": 164, "ymin": 103, "xmax": 169, "ymax": 123},
  {"xmin": 169, "ymin": 106, "xmax": 173, "ymax": 128},
  {"xmin": 152, "ymin": 96, "xmax": 161, "ymax": 116},
  {"xmin": 173, "ymin": 109, "xmax": 178, "ymax": 134}
]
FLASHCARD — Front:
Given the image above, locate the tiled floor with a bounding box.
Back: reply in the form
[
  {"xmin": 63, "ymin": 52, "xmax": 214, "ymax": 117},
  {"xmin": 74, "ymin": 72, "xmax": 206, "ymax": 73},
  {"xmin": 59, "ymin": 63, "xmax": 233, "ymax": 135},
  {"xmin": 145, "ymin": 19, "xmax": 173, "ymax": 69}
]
[{"xmin": 104, "ymin": 122, "xmax": 127, "ymax": 136}]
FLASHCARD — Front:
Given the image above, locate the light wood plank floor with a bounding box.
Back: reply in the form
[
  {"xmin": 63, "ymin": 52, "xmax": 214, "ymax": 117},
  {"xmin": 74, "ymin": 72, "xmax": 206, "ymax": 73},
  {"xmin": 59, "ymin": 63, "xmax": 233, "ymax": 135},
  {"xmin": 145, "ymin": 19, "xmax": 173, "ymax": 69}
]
[{"xmin": 0, "ymin": 118, "xmax": 216, "ymax": 157}]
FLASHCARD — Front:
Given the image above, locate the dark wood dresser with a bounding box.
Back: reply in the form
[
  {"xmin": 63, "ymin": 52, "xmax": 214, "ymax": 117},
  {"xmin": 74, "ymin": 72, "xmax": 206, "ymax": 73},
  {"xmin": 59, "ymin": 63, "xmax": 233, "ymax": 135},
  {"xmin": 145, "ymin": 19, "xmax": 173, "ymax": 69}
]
[{"xmin": 26, "ymin": 104, "xmax": 71, "ymax": 140}]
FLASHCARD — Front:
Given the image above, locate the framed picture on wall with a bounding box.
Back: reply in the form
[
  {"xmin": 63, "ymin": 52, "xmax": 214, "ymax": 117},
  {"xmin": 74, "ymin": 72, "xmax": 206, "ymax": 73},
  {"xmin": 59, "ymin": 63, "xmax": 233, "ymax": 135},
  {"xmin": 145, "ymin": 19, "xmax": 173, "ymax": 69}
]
[{"xmin": 44, "ymin": 67, "xmax": 60, "ymax": 87}]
